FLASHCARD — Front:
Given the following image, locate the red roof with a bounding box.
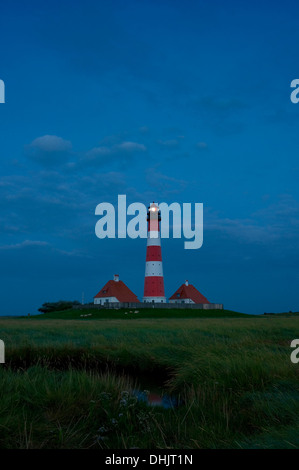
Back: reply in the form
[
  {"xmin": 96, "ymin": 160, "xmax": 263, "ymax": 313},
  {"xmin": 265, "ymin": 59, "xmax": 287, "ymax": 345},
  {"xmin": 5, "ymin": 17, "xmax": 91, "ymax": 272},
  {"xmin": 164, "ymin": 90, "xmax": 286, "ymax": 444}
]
[
  {"xmin": 169, "ymin": 283, "xmax": 210, "ymax": 304},
  {"xmin": 94, "ymin": 279, "xmax": 140, "ymax": 302}
]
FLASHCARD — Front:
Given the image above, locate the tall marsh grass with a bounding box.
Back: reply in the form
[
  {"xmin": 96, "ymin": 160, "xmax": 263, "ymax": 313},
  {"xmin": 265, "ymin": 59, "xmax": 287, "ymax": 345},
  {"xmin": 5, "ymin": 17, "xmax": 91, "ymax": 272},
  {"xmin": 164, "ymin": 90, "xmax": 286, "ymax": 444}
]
[{"xmin": 0, "ymin": 314, "xmax": 298, "ymax": 448}]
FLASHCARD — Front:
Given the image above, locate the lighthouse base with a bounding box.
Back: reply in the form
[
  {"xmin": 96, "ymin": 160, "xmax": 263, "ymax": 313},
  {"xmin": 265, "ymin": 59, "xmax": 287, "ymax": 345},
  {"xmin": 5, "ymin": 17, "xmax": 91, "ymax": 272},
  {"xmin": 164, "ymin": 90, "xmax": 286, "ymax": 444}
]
[{"xmin": 143, "ymin": 297, "xmax": 167, "ymax": 303}]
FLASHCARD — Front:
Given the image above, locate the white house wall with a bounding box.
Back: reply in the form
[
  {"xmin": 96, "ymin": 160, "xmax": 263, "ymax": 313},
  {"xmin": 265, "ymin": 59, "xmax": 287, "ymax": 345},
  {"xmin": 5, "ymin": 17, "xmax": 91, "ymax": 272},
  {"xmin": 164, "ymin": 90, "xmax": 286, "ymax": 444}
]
[
  {"xmin": 94, "ymin": 296, "xmax": 119, "ymax": 305},
  {"xmin": 169, "ymin": 298, "xmax": 195, "ymax": 304}
]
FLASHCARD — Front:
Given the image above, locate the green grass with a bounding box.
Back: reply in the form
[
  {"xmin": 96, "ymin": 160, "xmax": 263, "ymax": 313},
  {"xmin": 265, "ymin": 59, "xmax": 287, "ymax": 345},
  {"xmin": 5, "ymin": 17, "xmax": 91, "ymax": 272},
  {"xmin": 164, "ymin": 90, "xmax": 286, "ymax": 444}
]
[{"xmin": 0, "ymin": 311, "xmax": 298, "ymax": 448}]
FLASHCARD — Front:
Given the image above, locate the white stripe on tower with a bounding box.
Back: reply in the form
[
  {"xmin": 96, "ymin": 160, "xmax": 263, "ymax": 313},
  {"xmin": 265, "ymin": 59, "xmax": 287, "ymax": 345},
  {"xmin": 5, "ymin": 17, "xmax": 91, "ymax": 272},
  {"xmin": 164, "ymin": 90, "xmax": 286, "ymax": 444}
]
[
  {"xmin": 143, "ymin": 202, "xmax": 166, "ymax": 303},
  {"xmin": 148, "ymin": 231, "xmax": 159, "ymax": 241},
  {"xmin": 145, "ymin": 261, "xmax": 163, "ymax": 277}
]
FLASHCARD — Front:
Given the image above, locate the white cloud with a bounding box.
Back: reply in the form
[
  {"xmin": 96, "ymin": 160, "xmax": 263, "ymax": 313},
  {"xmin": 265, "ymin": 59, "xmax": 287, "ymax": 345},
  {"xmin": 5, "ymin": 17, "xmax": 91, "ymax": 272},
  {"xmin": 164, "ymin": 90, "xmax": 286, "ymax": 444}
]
[
  {"xmin": 85, "ymin": 146, "xmax": 111, "ymax": 160},
  {"xmin": 0, "ymin": 240, "xmax": 49, "ymax": 250},
  {"xmin": 29, "ymin": 135, "xmax": 72, "ymax": 153},
  {"xmin": 84, "ymin": 141, "xmax": 146, "ymax": 166},
  {"xmin": 117, "ymin": 141, "xmax": 146, "ymax": 152},
  {"xmin": 25, "ymin": 135, "xmax": 72, "ymax": 166}
]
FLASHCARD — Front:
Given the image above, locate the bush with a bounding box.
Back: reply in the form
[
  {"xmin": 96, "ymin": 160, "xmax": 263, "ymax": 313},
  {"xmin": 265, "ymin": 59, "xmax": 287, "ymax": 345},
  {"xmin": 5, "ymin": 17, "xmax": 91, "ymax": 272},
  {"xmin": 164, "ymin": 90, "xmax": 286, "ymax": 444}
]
[{"xmin": 38, "ymin": 300, "xmax": 80, "ymax": 313}]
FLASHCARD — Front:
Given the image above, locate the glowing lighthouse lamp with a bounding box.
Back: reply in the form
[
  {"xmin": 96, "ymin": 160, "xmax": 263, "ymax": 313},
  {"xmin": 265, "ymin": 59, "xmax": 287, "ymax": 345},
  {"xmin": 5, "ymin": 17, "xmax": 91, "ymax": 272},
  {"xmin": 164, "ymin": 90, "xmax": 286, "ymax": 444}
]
[{"xmin": 143, "ymin": 202, "xmax": 166, "ymax": 303}]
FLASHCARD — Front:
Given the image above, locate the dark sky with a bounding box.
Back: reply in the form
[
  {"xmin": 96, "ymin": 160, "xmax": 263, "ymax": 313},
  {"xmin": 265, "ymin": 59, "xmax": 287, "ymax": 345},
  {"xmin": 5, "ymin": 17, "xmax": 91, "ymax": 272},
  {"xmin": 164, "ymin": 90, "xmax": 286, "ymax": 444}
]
[{"xmin": 0, "ymin": 0, "xmax": 299, "ymax": 315}]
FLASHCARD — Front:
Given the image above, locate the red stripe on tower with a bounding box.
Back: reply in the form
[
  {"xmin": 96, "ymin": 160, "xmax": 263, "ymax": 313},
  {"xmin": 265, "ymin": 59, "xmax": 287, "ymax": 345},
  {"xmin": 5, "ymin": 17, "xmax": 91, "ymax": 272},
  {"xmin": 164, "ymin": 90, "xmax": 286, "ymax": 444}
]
[{"xmin": 143, "ymin": 202, "xmax": 166, "ymax": 303}]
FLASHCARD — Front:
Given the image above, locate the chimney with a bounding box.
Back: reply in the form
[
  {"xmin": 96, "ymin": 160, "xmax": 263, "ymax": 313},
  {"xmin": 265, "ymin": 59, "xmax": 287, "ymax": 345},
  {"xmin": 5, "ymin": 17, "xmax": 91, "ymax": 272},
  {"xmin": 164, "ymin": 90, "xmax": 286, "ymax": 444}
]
[
  {"xmin": 114, "ymin": 274, "xmax": 119, "ymax": 282},
  {"xmin": 185, "ymin": 280, "xmax": 189, "ymax": 286}
]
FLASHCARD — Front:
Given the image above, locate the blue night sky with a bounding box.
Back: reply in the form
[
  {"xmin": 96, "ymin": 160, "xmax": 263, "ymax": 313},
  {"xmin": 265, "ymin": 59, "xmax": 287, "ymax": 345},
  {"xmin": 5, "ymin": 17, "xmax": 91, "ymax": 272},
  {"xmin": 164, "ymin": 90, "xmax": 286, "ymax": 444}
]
[{"xmin": 0, "ymin": 0, "xmax": 299, "ymax": 315}]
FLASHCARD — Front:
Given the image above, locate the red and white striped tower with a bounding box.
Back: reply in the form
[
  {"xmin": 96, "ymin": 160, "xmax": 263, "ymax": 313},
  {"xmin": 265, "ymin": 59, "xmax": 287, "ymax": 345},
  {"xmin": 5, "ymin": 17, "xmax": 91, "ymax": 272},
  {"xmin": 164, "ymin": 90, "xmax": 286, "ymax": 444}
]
[{"xmin": 143, "ymin": 202, "xmax": 166, "ymax": 303}]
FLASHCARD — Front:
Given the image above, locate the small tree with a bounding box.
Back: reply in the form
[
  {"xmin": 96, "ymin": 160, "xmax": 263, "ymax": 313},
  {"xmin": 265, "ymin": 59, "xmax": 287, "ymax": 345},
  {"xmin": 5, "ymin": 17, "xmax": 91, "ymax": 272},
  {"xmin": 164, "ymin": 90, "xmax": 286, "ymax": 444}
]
[{"xmin": 38, "ymin": 300, "xmax": 80, "ymax": 313}]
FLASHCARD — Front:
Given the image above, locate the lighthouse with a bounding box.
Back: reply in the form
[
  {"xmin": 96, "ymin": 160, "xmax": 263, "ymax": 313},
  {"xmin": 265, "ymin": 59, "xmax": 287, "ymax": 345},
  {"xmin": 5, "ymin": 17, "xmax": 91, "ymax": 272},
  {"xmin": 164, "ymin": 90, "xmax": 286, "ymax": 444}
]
[{"xmin": 143, "ymin": 202, "xmax": 166, "ymax": 303}]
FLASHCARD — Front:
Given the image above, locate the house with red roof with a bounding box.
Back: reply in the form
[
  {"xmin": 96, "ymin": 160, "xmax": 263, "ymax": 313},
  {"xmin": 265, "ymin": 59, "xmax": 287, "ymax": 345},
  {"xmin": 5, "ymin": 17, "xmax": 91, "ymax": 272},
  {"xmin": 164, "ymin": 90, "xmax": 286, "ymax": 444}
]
[
  {"xmin": 169, "ymin": 280, "xmax": 210, "ymax": 304},
  {"xmin": 94, "ymin": 274, "xmax": 140, "ymax": 305}
]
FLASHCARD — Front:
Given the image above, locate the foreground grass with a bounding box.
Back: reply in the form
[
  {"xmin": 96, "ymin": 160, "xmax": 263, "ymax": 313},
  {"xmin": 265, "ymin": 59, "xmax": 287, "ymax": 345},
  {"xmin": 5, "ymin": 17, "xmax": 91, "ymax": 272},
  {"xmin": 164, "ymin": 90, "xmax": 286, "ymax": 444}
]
[{"xmin": 0, "ymin": 312, "xmax": 298, "ymax": 448}]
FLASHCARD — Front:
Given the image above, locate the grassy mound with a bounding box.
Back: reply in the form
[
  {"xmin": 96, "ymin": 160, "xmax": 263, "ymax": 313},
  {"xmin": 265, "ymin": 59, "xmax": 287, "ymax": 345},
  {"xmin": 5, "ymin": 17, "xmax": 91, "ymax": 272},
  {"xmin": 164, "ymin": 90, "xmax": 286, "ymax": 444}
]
[{"xmin": 31, "ymin": 307, "xmax": 251, "ymax": 320}]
